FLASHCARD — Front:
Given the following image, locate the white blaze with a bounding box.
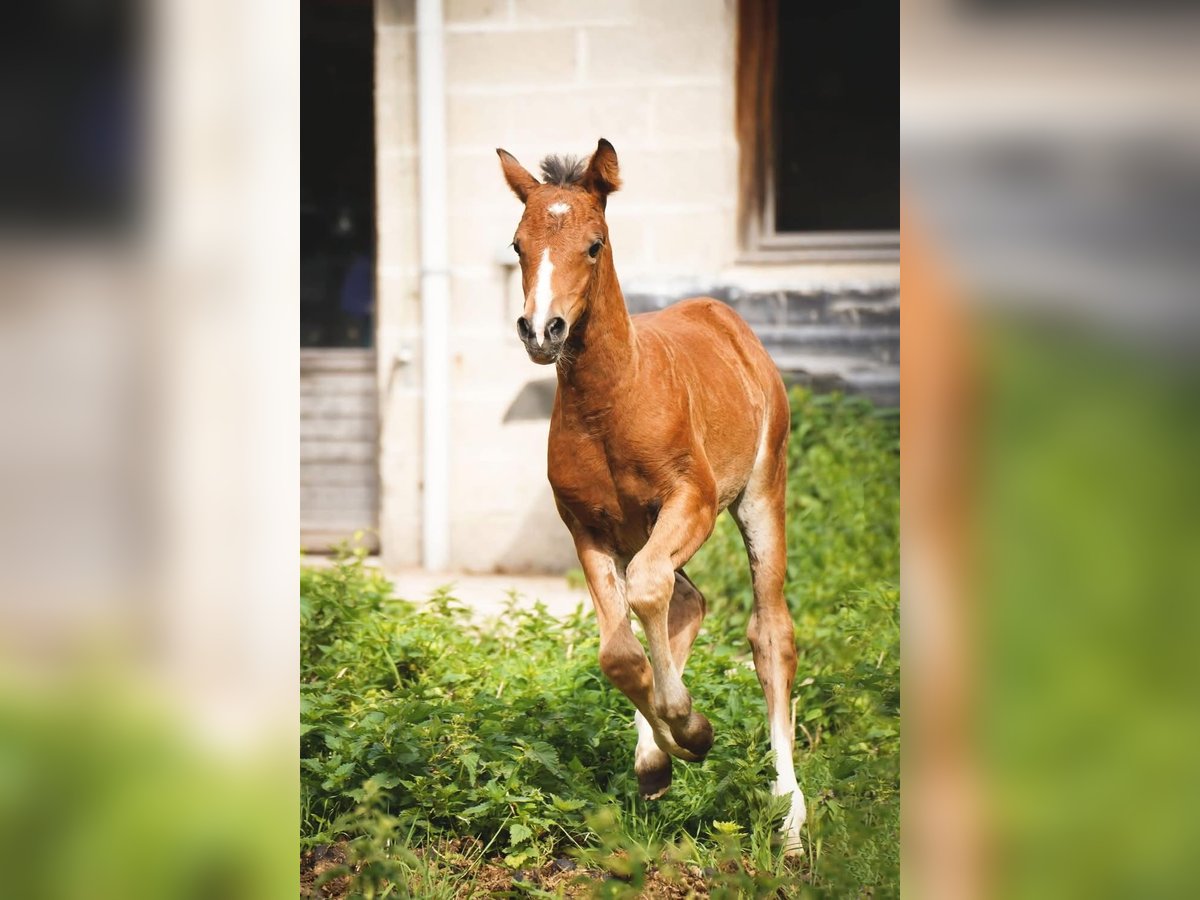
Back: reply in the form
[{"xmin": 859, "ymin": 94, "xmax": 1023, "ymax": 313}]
[
  {"xmin": 531, "ymin": 247, "xmax": 554, "ymax": 346},
  {"xmin": 547, "ymin": 202, "xmax": 570, "ymax": 215}
]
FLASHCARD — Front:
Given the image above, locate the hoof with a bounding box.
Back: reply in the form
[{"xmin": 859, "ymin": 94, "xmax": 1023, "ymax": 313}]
[
  {"xmin": 636, "ymin": 759, "xmax": 672, "ymax": 799},
  {"xmin": 780, "ymin": 828, "xmax": 805, "ymax": 857},
  {"xmin": 672, "ymin": 711, "xmax": 714, "ymax": 761}
]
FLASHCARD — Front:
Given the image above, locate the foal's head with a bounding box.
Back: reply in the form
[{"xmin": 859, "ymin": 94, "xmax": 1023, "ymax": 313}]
[{"xmin": 496, "ymin": 138, "xmax": 621, "ymax": 365}]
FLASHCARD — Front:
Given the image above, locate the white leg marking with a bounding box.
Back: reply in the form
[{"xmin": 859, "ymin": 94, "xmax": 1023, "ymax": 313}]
[
  {"xmin": 635, "ymin": 708, "xmax": 658, "ymax": 760},
  {"xmin": 530, "ymin": 248, "xmax": 554, "ymax": 346},
  {"xmin": 771, "ymin": 706, "xmax": 807, "ymax": 852},
  {"xmin": 738, "ymin": 418, "xmax": 778, "ymax": 560},
  {"xmin": 634, "ymin": 710, "xmax": 672, "ymax": 795}
]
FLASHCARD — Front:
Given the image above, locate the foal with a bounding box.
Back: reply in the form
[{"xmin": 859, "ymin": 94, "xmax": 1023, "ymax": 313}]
[{"xmin": 497, "ymin": 139, "xmax": 806, "ymax": 850}]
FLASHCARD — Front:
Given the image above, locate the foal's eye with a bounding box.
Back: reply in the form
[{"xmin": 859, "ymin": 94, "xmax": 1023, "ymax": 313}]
[
  {"xmin": 588, "ymin": 240, "xmax": 603, "ymax": 259},
  {"xmin": 512, "ymin": 240, "xmax": 521, "ymax": 256}
]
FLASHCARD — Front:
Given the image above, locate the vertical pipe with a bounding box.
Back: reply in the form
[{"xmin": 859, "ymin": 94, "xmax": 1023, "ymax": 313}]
[{"xmin": 416, "ymin": 0, "xmax": 450, "ymax": 570}]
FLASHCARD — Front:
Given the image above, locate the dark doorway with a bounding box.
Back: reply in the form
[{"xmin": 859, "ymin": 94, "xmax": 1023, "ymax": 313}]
[
  {"xmin": 300, "ymin": 0, "xmax": 379, "ymax": 553},
  {"xmin": 301, "ymin": 0, "xmax": 375, "ymax": 348}
]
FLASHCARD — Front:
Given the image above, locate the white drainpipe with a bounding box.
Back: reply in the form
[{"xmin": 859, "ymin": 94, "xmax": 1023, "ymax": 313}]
[{"xmin": 416, "ymin": 0, "xmax": 450, "ymax": 571}]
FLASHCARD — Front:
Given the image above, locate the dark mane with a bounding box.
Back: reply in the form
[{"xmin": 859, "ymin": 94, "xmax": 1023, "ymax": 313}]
[{"xmin": 539, "ymin": 154, "xmax": 585, "ymax": 186}]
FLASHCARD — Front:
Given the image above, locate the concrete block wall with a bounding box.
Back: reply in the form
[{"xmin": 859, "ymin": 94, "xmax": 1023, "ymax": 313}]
[
  {"xmin": 375, "ymin": 1, "xmax": 423, "ymax": 566},
  {"xmin": 375, "ymin": 0, "xmax": 897, "ymax": 573}
]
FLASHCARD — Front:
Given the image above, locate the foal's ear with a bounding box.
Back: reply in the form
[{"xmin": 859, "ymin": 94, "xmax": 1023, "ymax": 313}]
[
  {"xmin": 496, "ymin": 149, "xmax": 539, "ymax": 203},
  {"xmin": 581, "ymin": 138, "xmax": 621, "ymax": 207}
]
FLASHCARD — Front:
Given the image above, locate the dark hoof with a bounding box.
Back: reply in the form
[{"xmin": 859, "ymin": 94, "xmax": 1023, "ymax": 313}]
[
  {"xmin": 674, "ymin": 711, "xmax": 714, "ymax": 761},
  {"xmin": 636, "ymin": 759, "xmax": 673, "ymax": 798}
]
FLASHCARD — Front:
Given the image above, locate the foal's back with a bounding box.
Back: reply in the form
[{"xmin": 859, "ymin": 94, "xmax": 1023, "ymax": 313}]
[{"xmin": 632, "ymin": 297, "xmax": 788, "ymax": 510}]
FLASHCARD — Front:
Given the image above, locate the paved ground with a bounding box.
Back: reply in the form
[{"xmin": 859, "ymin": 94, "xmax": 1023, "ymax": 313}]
[
  {"xmin": 387, "ymin": 568, "xmax": 590, "ymax": 620},
  {"xmin": 304, "ymin": 555, "xmax": 590, "ymax": 620}
]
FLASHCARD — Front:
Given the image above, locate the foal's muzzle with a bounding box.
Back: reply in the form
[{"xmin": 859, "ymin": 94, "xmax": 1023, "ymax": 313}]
[{"xmin": 517, "ymin": 315, "xmax": 567, "ymax": 364}]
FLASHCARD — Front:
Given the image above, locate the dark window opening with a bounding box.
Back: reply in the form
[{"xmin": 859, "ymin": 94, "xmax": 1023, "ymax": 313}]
[
  {"xmin": 737, "ymin": 0, "xmax": 898, "ymax": 258},
  {"xmin": 0, "ymin": 3, "xmax": 140, "ymax": 235},
  {"xmin": 774, "ymin": 0, "xmax": 898, "ymax": 233},
  {"xmin": 301, "ymin": 0, "xmax": 375, "ymax": 348}
]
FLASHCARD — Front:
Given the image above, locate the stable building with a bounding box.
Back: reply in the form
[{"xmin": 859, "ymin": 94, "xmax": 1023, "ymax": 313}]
[{"xmin": 300, "ymin": 0, "xmax": 898, "ymax": 572}]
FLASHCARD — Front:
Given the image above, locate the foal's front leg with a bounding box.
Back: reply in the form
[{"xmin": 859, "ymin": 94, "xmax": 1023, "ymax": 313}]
[
  {"xmin": 635, "ymin": 571, "xmax": 707, "ymax": 797},
  {"xmin": 574, "ymin": 535, "xmax": 718, "ymax": 771},
  {"xmin": 625, "ymin": 484, "xmax": 718, "ymax": 761}
]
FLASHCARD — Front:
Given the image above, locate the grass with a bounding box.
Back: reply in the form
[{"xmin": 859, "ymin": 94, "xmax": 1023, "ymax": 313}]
[{"xmin": 300, "ymin": 388, "xmax": 899, "ymax": 898}]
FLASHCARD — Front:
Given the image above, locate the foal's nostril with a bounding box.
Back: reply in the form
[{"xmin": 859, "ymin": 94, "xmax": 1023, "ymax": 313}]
[
  {"xmin": 546, "ymin": 317, "xmax": 566, "ymax": 341},
  {"xmin": 517, "ymin": 316, "xmax": 534, "ymax": 341}
]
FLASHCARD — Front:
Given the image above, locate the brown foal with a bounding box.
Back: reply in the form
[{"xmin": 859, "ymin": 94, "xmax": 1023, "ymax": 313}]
[{"xmin": 497, "ymin": 139, "xmax": 806, "ymax": 850}]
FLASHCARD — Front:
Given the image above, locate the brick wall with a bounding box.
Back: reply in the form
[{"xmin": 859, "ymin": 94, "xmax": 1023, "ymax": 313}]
[{"xmin": 374, "ymin": 0, "xmax": 898, "ymax": 572}]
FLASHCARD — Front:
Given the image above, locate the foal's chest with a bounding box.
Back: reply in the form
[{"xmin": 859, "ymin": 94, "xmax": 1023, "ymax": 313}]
[{"xmin": 547, "ymin": 431, "xmax": 663, "ymax": 553}]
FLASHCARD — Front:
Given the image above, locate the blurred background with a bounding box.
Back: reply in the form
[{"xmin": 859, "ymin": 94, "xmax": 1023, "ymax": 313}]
[
  {"xmin": 903, "ymin": 0, "xmax": 1200, "ymax": 898},
  {"xmin": 0, "ymin": 1, "xmax": 297, "ymax": 897}
]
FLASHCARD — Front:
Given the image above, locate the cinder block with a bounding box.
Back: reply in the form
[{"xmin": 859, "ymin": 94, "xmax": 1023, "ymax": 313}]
[
  {"xmin": 450, "ymin": 209, "xmax": 526, "ymax": 267},
  {"xmin": 499, "ymin": 88, "xmax": 652, "ymax": 151},
  {"xmin": 375, "ymin": 90, "xmax": 418, "ymax": 155},
  {"xmin": 582, "ymin": 25, "xmax": 727, "ymax": 82},
  {"xmin": 636, "ymin": 0, "xmax": 732, "ymax": 32},
  {"xmin": 651, "ymin": 84, "xmax": 735, "ymax": 142},
  {"xmin": 606, "ymin": 215, "xmax": 659, "ymax": 280},
  {"xmin": 447, "ymin": 29, "xmax": 578, "ymax": 87},
  {"xmin": 376, "ymin": 149, "xmax": 420, "ymax": 195},
  {"xmin": 376, "ymin": 0, "xmax": 415, "ymax": 28},
  {"xmin": 448, "ymin": 149, "xmax": 523, "ymax": 213},
  {"xmin": 448, "ymin": 93, "xmax": 515, "ymax": 149},
  {"xmin": 616, "ymin": 147, "xmax": 736, "ymax": 208},
  {"xmin": 377, "ymin": 391, "xmax": 424, "ymax": 568},
  {"xmin": 643, "ymin": 209, "xmax": 737, "ymax": 274},
  {"xmin": 447, "ymin": 0, "xmax": 509, "ymax": 24},
  {"xmin": 376, "ymin": 191, "xmax": 421, "ymax": 271},
  {"xmin": 449, "ymin": 271, "xmax": 513, "ymax": 331},
  {"xmin": 514, "ymin": 0, "xmax": 639, "ymax": 26},
  {"xmin": 375, "ymin": 29, "xmax": 416, "ymax": 99},
  {"xmin": 449, "ymin": 330, "xmax": 536, "ymax": 391}
]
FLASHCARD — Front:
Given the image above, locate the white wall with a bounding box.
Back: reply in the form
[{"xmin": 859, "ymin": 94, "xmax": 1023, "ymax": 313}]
[{"xmin": 375, "ymin": 0, "xmax": 897, "ymax": 572}]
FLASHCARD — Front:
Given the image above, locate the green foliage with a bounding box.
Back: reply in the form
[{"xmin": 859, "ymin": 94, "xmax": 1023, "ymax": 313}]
[
  {"xmin": 979, "ymin": 325, "xmax": 1200, "ymax": 899},
  {"xmin": 0, "ymin": 682, "xmax": 292, "ymax": 900},
  {"xmin": 301, "ymin": 389, "xmax": 899, "ymax": 897}
]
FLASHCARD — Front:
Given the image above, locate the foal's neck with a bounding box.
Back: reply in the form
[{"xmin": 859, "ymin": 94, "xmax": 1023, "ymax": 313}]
[{"xmin": 557, "ymin": 252, "xmax": 636, "ymax": 405}]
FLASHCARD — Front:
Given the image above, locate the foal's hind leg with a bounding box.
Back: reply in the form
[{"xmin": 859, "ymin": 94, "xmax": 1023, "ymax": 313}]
[
  {"xmin": 635, "ymin": 571, "xmax": 707, "ymax": 798},
  {"xmin": 731, "ymin": 436, "xmax": 806, "ymax": 853}
]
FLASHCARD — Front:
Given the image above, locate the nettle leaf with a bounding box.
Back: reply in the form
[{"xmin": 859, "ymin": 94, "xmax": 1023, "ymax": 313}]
[
  {"xmin": 509, "ymin": 822, "xmax": 533, "ymax": 847},
  {"xmin": 321, "ymin": 761, "xmax": 356, "ymax": 790},
  {"xmin": 457, "ymin": 801, "xmax": 491, "ymax": 821},
  {"xmin": 551, "ymin": 794, "xmax": 586, "ymax": 812},
  {"xmin": 362, "ymin": 772, "xmax": 401, "ymax": 793},
  {"xmin": 460, "ymin": 751, "xmax": 480, "ymax": 786},
  {"xmin": 503, "ymin": 849, "xmax": 534, "ymax": 869}
]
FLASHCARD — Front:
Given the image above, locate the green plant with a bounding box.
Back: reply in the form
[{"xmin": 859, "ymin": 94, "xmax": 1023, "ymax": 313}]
[{"xmin": 301, "ymin": 388, "xmax": 898, "ymax": 897}]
